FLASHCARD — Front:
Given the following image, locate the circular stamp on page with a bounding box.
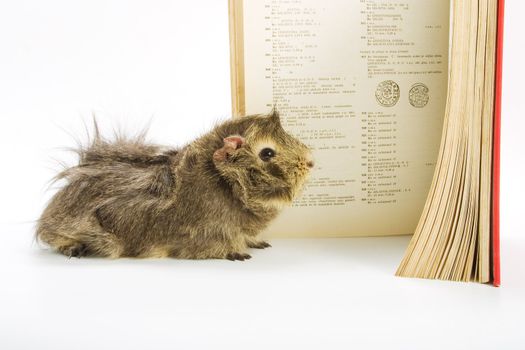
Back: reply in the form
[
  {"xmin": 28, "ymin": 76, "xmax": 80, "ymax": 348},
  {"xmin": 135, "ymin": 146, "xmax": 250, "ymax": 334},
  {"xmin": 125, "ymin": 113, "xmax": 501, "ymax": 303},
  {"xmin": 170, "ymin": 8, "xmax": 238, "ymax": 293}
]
[
  {"xmin": 409, "ymin": 83, "xmax": 429, "ymax": 108},
  {"xmin": 375, "ymin": 80, "xmax": 400, "ymax": 107}
]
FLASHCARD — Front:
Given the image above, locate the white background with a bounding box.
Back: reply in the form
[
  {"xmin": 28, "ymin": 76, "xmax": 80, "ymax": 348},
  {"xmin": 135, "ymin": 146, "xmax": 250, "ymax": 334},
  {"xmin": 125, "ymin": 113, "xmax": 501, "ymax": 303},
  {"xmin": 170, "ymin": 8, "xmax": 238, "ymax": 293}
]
[{"xmin": 0, "ymin": 1, "xmax": 524, "ymax": 349}]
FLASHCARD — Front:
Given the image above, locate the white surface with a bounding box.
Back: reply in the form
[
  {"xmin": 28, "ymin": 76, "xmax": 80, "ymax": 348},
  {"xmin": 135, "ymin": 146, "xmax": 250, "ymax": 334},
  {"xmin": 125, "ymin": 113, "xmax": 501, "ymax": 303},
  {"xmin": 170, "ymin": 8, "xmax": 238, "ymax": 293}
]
[
  {"xmin": 1, "ymin": 230, "xmax": 525, "ymax": 350},
  {"xmin": 0, "ymin": 0, "xmax": 524, "ymax": 349}
]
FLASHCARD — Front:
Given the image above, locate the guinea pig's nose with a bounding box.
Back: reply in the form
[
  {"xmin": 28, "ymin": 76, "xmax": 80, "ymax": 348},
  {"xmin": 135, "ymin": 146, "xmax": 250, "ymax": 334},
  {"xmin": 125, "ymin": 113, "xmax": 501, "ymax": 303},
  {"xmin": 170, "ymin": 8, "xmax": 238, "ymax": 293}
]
[{"xmin": 305, "ymin": 152, "xmax": 314, "ymax": 168}]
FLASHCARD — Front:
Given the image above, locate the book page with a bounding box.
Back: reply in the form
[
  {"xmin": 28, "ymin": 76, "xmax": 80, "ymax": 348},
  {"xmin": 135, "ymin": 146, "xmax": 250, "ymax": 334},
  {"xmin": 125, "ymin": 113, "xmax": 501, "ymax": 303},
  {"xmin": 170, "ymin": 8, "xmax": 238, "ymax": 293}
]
[{"xmin": 238, "ymin": 0, "xmax": 450, "ymax": 237}]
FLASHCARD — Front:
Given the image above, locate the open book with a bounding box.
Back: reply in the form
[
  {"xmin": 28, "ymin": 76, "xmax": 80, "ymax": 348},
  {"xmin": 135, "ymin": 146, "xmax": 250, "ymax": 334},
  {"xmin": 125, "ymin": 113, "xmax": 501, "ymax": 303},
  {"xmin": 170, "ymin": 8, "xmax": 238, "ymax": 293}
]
[{"xmin": 228, "ymin": 0, "xmax": 504, "ymax": 284}]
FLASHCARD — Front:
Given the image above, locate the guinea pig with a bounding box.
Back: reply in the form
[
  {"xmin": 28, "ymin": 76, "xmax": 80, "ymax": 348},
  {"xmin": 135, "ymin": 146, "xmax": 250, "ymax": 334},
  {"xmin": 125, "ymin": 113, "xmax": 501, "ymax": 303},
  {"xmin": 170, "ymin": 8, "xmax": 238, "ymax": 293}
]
[{"xmin": 36, "ymin": 110, "xmax": 314, "ymax": 260}]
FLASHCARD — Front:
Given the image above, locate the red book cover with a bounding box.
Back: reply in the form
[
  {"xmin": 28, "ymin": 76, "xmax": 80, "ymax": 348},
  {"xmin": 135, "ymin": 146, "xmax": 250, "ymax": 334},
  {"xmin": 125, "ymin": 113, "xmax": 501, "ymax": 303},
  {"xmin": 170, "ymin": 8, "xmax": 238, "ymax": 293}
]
[{"xmin": 492, "ymin": 0, "xmax": 504, "ymax": 287}]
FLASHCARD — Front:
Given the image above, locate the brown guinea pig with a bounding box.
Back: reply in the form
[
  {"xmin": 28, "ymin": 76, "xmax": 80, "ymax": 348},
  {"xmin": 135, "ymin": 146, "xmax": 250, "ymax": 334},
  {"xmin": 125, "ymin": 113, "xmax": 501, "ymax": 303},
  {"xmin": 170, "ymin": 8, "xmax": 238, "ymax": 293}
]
[{"xmin": 36, "ymin": 110, "xmax": 313, "ymax": 260}]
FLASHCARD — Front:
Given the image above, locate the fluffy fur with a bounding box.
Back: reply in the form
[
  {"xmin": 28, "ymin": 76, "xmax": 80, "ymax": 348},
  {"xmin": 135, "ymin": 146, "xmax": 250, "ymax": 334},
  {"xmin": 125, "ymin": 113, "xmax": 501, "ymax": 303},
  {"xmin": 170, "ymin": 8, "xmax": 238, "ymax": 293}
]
[{"xmin": 36, "ymin": 111, "xmax": 313, "ymax": 260}]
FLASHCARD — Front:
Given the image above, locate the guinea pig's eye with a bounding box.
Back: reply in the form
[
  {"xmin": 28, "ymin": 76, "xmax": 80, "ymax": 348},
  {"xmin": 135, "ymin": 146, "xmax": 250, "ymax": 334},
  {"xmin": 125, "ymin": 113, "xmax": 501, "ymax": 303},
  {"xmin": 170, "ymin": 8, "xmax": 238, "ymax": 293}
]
[{"xmin": 259, "ymin": 148, "xmax": 276, "ymax": 162}]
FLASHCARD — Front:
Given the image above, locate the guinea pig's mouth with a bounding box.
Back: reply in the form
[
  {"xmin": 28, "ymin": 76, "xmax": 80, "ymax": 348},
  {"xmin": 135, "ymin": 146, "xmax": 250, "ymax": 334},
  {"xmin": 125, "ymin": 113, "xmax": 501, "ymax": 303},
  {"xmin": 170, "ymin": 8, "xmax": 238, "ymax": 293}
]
[
  {"xmin": 260, "ymin": 193, "xmax": 294, "ymax": 210},
  {"xmin": 285, "ymin": 178, "xmax": 306, "ymax": 198}
]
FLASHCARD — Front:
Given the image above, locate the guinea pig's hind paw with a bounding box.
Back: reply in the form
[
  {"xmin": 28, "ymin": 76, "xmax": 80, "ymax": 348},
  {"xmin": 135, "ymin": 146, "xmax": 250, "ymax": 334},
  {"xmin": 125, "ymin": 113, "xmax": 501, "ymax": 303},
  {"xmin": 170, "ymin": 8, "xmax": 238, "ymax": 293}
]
[
  {"xmin": 226, "ymin": 252, "xmax": 252, "ymax": 261},
  {"xmin": 61, "ymin": 243, "xmax": 90, "ymax": 259},
  {"xmin": 247, "ymin": 240, "xmax": 272, "ymax": 249}
]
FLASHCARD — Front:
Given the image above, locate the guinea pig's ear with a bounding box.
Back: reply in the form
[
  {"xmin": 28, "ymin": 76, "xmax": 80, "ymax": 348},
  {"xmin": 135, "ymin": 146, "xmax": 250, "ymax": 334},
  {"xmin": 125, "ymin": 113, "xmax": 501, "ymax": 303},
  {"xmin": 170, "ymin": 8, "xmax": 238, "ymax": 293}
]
[
  {"xmin": 213, "ymin": 135, "xmax": 245, "ymax": 162},
  {"xmin": 269, "ymin": 108, "xmax": 281, "ymax": 125}
]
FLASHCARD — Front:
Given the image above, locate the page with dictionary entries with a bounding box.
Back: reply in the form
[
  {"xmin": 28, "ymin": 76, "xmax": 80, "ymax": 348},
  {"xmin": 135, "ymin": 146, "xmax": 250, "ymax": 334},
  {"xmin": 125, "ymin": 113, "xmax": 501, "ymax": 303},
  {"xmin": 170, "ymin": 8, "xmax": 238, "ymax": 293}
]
[{"xmin": 231, "ymin": 0, "xmax": 450, "ymax": 237}]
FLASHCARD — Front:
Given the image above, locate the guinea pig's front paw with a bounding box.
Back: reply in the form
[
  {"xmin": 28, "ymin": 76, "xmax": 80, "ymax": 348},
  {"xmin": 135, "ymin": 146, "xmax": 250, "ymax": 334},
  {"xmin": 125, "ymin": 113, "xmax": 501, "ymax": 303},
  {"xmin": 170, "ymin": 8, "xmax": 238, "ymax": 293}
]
[
  {"xmin": 226, "ymin": 252, "xmax": 252, "ymax": 261},
  {"xmin": 247, "ymin": 240, "xmax": 272, "ymax": 249}
]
